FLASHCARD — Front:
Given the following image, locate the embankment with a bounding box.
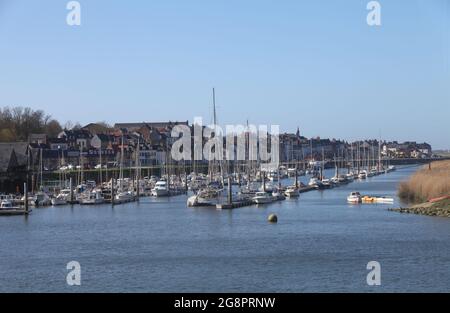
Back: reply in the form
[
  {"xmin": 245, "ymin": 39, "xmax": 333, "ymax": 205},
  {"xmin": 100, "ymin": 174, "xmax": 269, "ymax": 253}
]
[{"xmin": 392, "ymin": 160, "xmax": 450, "ymax": 217}]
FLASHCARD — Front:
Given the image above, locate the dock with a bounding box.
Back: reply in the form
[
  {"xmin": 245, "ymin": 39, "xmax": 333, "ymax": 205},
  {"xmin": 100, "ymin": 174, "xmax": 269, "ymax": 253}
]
[
  {"xmin": 216, "ymin": 200, "xmax": 255, "ymax": 210},
  {"xmin": 0, "ymin": 209, "xmax": 31, "ymax": 216},
  {"xmin": 299, "ymin": 186, "xmax": 316, "ymax": 193}
]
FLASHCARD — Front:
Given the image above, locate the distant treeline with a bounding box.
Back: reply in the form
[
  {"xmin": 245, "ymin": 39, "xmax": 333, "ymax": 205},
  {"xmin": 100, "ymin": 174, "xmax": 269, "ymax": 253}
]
[{"xmin": 0, "ymin": 106, "xmax": 63, "ymax": 142}]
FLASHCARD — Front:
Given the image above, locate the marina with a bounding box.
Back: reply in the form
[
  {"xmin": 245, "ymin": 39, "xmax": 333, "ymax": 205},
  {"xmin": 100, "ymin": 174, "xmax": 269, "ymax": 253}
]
[{"xmin": 0, "ymin": 161, "xmax": 399, "ymax": 212}]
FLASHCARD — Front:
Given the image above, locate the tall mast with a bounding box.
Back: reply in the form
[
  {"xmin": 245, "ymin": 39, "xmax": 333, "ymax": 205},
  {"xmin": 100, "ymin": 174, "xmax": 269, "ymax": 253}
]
[
  {"xmin": 321, "ymin": 147, "xmax": 325, "ymax": 180},
  {"xmin": 211, "ymin": 87, "xmax": 223, "ymax": 183},
  {"xmin": 213, "ymin": 88, "xmax": 217, "ymax": 126},
  {"xmin": 39, "ymin": 148, "xmax": 44, "ymax": 189},
  {"xmin": 120, "ymin": 135, "xmax": 124, "ymax": 191}
]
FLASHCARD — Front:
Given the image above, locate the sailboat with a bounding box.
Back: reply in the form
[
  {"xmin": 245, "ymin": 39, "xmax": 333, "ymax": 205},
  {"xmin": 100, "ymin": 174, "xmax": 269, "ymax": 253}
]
[
  {"xmin": 190, "ymin": 88, "xmax": 224, "ymax": 205},
  {"xmin": 115, "ymin": 136, "xmax": 136, "ymax": 203}
]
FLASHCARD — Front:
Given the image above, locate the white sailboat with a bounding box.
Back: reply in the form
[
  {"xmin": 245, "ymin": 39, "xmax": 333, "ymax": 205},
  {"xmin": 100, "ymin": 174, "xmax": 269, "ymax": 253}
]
[{"xmin": 115, "ymin": 135, "xmax": 136, "ymax": 203}]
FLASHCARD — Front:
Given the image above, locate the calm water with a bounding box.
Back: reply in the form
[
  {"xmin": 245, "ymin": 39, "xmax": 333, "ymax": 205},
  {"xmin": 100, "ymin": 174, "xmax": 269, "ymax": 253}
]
[{"xmin": 1, "ymin": 166, "xmax": 450, "ymax": 293}]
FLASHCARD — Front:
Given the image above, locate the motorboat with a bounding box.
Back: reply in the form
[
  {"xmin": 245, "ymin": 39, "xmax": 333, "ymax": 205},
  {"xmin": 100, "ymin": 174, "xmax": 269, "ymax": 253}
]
[
  {"xmin": 52, "ymin": 189, "xmax": 71, "ymax": 206},
  {"xmin": 187, "ymin": 194, "xmax": 215, "ymax": 207},
  {"xmin": 347, "ymin": 192, "xmax": 362, "ymax": 204},
  {"xmin": 51, "ymin": 194, "xmax": 68, "ymax": 206},
  {"xmin": 367, "ymin": 170, "xmax": 376, "ymax": 177},
  {"xmin": 272, "ymin": 190, "xmax": 286, "ymax": 201},
  {"xmin": 0, "ymin": 199, "xmax": 29, "ymax": 215},
  {"xmin": 332, "ymin": 175, "xmax": 349, "ymax": 184},
  {"xmin": 387, "ymin": 165, "xmax": 396, "ymax": 172},
  {"xmin": 308, "ymin": 178, "xmax": 324, "ymax": 190},
  {"xmin": 252, "ymin": 192, "xmax": 275, "ymax": 204},
  {"xmin": 345, "ymin": 173, "xmax": 355, "ymax": 182},
  {"xmin": 21, "ymin": 192, "xmax": 51, "ymax": 207},
  {"xmin": 358, "ymin": 171, "xmax": 367, "ymax": 180},
  {"xmin": 374, "ymin": 196, "xmax": 394, "ymax": 204},
  {"xmin": 152, "ymin": 180, "xmax": 169, "ymax": 197},
  {"xmin": 284, "ymin": 186, "xmax": 300, "ymax": 198},
  {"xmin": 321, "ymin": 178, "xmax": 333, "ymax": 189},
  {"xmin": 114, "ymin": 191, "xmax": 135, "ymax": 203},
  {"xmin": 0, "ymin": 199, "xmax": 20, "ymax": 210},
  {"xmin": 80, "ymin": 190, "xmax": 105, "ymax": 205}
]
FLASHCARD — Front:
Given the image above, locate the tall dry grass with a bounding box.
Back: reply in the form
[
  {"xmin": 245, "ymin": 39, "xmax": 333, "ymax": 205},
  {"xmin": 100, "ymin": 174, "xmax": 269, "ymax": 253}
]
[{"xmin": 398, "ymin": 160, "xmax": 450, "ymax": 203}]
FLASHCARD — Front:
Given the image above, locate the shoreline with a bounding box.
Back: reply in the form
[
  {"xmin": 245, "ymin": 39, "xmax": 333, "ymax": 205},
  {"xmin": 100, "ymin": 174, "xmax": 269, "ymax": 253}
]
[{"xmin": 389, "ymin": 199, "xmax": 450, "ymax": 218}]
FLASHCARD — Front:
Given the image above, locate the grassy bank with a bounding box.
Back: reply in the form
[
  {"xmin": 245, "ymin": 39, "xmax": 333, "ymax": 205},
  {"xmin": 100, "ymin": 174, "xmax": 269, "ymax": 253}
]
[{"xmin": 398, "ymin": 160, "xmax": 450, "ymax": 203}]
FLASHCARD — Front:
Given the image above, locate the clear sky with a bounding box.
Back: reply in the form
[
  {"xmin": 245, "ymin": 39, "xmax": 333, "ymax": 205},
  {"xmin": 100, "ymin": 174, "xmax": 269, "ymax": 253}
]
[{"xmin": 0, "ymin": 0, "xmax": 449, "ymax": 148}]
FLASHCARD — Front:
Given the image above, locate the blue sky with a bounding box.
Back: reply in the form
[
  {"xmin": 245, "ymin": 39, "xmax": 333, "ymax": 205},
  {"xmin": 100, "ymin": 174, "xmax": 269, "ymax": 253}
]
[{"xmin": 0, "ymin": 0, "xmax": 449, "ymax": 148}]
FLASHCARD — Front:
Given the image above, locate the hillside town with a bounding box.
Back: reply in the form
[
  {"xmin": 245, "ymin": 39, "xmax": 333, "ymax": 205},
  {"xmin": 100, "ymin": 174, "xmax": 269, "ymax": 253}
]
[{"xmin": 0, "ymin": 119, "xmax": 434, "ymax": 193}]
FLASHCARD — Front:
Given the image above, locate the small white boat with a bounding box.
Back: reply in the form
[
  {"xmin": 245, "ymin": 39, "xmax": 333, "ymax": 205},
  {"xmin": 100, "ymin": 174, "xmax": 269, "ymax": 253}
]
[
  {"xmin": 308, "ymin": 178, "xmax": 324, "ymax": 189},
  {"xmin": 52, "ymin": 189, "xmax": 71, "ymax": 206},
  {"xmin": 347, "ymin": 192, "xmax": 362, "ymax": 204},
  {"xmin": 387, "ymin": 165, "xmax": 396, "ymax": 172},
  {"xmin": 80, "ymin": 190, "xmax": 105, "ymax": 205},
  {"xmin": 252, "ymin": 192, "xmax": 275, "ymax": 204},
  {"xmin": 0, "ymin": 199, "xmax": 30, "ymax": 215},
  {"xmin": 152, "ymin": 181, "xmax": 169, "ymax": 197},
  {"xmin": 21, "ymin": 192, "xmax": 52, "ymax": 207},
  {"xmin": 284, "ymin": 186, "xmax": 300, "ymax": 198},
  {"xmin": 0, "ymin": 199, "xmax": 20, "ymax": 210},
  {"xmin": 115, "ymin": 191, "xmax": 135, "ymax": 203},
  {"xmin": 321, "ymin": 178, "xmax": 333, "ymax": 189},
  {"xmin": 272, "ymin": 190, "xmax": 285, "ymax": 201},
  {"xmin": 374, "ymin": 196, "xmax": 394, "ymax": 204},
  {"xmin": 51, "ymin": 194, "xmax": 67, "ymax": 206},
  {"xmin": 187, "ymin": 195, "xmax": 215, "ymax": 207},
  {"xmin": 358, "ymin": 171, "xmax": 367, "ymax": 180}
]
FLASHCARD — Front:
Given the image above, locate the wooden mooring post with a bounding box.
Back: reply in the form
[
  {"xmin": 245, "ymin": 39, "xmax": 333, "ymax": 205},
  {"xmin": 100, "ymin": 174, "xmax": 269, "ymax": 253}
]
[
  {"xmin": 111, "ymin": 177, "xmax": 115, "ymax": 206},
  {"xmin": 24, "ymin": 182, "xmax": 29, "ymax": 213},
  {"xmin": 136, "ymin": 177, "xmax": 140, "ymax": 202},
  {"xmin": 69, "ymin": 177, "xmax": 74, "ymax": 203},
  {"xmin": 228, "ymin": 177, "xmax": 232, "ymax": 205}
]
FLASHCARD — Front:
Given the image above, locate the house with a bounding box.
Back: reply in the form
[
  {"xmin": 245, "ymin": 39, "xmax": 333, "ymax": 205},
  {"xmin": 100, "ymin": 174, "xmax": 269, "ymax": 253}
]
[
  {"xmin": 48, "ymin": 138, "xmax": 69, "ymax": 151},
  {"xmin": 417, "ymin": 143, "xmax": 432, "ymax": 156},
  {"xmin": 29, "ymin": 133, "xmax": 47, "ymax": 145},
  {"xmin": 90, "ymin": 134, "xmax": 114, "ymax": 150},
  {"xmin": 82, "ymin": 123, "xmax": 113, "ymax": 135},
  {"xmin": 136, "ymin": 125, "xmax": 164, "ymax": 146},
  {"xmin": 58, "ymin": 129, "xmax": 93, "ymax": 150},
  {"xmin": 114, "ymin": 121, "xmax": 189, "ymax": 133},
  {"xmin": 382, "ymin": 141, "xmax": 432, "ymax": 158}
]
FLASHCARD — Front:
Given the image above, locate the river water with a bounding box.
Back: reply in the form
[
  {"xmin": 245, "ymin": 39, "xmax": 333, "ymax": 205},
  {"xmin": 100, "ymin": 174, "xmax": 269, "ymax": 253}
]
[{"xmin": 1, "ymin": 166, "xmax": 449, "ymax": 292}]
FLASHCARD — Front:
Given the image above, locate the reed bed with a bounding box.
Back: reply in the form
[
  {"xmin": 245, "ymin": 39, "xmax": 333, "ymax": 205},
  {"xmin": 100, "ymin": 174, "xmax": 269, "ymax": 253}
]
[{"xmin": 398, "ymin": 160, "xmax": 450, "ymax": 203}]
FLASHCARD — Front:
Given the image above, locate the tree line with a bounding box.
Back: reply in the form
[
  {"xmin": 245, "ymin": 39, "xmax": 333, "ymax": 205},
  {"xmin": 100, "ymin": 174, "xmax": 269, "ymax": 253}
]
[{"xmin": 0, "ymin": 106, "xmax": 63, "ymax": 142}]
